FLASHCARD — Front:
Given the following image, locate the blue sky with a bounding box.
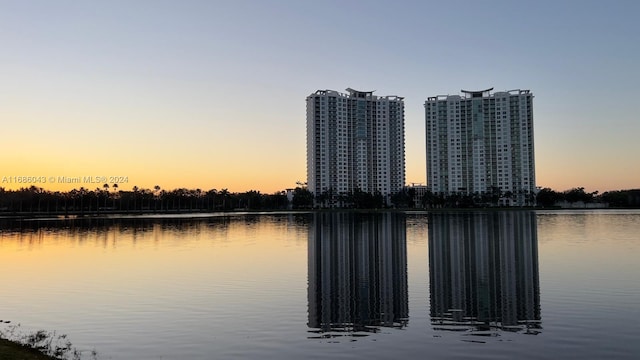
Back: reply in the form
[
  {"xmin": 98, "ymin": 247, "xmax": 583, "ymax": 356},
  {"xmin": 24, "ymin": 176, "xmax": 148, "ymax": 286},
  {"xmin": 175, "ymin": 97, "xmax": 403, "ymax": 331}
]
[{"xmin": 1, "ymin": 0, "xmax": 638, "ymax": 192}]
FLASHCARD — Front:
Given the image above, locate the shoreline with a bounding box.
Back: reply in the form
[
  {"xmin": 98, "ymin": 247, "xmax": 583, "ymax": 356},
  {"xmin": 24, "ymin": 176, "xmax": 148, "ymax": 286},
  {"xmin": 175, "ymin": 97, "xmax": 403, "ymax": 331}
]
[{"xmin": 1, "ymin": 206, "xmax": 638, "ymax": 221}]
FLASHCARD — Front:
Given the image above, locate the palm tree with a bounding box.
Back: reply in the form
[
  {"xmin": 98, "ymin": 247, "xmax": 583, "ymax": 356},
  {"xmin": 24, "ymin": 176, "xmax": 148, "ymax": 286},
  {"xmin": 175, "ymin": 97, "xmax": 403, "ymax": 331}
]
[
  {"xmin": 78, "ymin": 187, "xmax": 87, "ymax": 213},
  {"xmin": 504, "ymin": 191, "xmax": 514, "ymax": 207},
  {"xmin": 112, "ymin": 183, "xmax": 118, "ymax": 209},
  {"xmin": 220, "ymin": 188, "xmax": 229, "ymax": 210},
  {"xmin": 103, "ymin": 184, "xmax": 109, "ymax": 210},
  {"xmin": 196, "ymin": 188, "xmax": 202, "ymax": 211},
  {"xmin": 206, "ymin": 189, "xmax": 217, "ymax": 211},
  {"xmin": 153, "ymin": 185, "xmax": 161, "ymax": 211},
  {"xmin": 132, "ymin": 186, "xmax": 139, "ymax": 211},
  {"xmin": 95, "ymin": 187, "xmax": 102, "ymax": 212}
]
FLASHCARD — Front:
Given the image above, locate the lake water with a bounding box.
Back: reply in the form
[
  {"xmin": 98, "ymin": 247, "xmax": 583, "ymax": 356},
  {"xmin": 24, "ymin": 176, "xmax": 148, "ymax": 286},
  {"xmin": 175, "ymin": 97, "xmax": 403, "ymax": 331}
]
[{"xmin": 1, "ymin": 210, "xmax": 639, "ymax": 359}]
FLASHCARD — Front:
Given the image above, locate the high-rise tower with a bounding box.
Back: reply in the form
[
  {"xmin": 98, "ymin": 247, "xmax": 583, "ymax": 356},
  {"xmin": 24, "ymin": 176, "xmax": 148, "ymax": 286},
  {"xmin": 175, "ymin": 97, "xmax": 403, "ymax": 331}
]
[
  {"xmin": 425, "ymin": 88, "xmax": 535, "ymax": 206},
  {"xmin": 307, "ymin": 88, "xmax": 405, "ymax": 205}
]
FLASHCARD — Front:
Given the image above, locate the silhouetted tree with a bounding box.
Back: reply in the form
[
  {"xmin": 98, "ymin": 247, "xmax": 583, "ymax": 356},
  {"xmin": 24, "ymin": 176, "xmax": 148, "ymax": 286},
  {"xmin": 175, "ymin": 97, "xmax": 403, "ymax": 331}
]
[
  {"xmin": 599, "ymin": 190, "xmax": 629, "ymax": 207},
  {"xmin": 390, "ymin": 188, "xmax": 413, "ymax": 208},
  {"xmin": 292, "ymin": 187, "xmax": 313, "ymax": 208},
  {"xmin": 536, "ymin": 188, "xmax": 562, "ymax": 207},
  {"xmin": 219, "ymin": 189, "xmax": 229, "ymax": 210},
  {"xmin": 563, "ymin": 187, "xmax": 597, "ymax": 204}
]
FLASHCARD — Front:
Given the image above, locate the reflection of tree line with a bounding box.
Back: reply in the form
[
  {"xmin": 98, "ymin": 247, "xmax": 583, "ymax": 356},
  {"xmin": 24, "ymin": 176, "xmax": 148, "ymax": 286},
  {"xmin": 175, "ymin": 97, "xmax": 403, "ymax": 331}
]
[
  {"xmin": 0, "ymin": 186, "xmax": 292, "ymax": 214},
  {"xmin": 0, "ymin": 215, "xmax": 312, "ymax": 250},
  {"xmin": 0, "ymin": 214, "xmax": 311, "ymax": 233},
  {"xmin": 0, "ymin": 216, "xmax": 227, "ymax": 234},
  {"xmin": 307, "ymin": 212, "xmax": 408, "ymax": 337},
  {"xmin": 429, "ymin": 212, "xmax": 541, "ymax": 335}
]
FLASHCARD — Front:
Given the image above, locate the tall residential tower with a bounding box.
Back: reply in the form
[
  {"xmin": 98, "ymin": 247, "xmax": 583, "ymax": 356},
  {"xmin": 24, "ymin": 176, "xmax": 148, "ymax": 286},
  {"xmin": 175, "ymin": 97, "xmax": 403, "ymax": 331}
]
[
  {"xmin": 307, "ymin": 88, "xmax": 405, "ymax": 205},
  {"xmin": 425, "ymin": 88, "xmax": 535, "ymax": 206}
]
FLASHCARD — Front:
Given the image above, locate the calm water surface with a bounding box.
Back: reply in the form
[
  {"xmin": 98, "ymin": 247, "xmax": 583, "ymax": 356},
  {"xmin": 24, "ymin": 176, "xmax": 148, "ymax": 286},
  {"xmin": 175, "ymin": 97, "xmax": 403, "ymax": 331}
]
[{"xmin": 1, "ymin": 210, "xmax": 639, "ymax": 359}]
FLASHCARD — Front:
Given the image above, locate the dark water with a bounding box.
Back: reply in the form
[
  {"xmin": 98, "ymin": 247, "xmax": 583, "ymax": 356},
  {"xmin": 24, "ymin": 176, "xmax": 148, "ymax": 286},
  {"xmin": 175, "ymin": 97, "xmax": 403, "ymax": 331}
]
[{"xmin": 1, "ymin": 210, "xmax": 639, "ymax": 359}]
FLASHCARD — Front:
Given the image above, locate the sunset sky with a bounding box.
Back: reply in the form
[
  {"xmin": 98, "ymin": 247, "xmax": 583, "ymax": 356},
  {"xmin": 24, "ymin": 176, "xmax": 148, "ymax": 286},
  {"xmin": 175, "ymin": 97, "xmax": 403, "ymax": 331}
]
[{"xmin": 2, "ymin": 0, "xmax": 639, "ymax": 193}]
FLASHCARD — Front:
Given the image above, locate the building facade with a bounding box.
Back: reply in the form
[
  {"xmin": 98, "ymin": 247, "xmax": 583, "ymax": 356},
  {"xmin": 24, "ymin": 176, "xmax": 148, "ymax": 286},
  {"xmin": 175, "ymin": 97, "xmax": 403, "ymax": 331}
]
[
  {"xmin": 425, "ymin": 88, "xmax": 535, "ymax": 206},
  {"xmin": 307, "ymin": 88, "xmax": 405, "ymax": 205}
]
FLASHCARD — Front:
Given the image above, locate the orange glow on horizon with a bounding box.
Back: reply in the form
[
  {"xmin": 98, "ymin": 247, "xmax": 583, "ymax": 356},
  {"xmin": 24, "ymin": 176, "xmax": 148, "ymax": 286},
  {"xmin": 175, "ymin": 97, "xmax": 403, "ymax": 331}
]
[{"xmin": 1, "ymin": 160, "xmax": 638, "ymax": 194}]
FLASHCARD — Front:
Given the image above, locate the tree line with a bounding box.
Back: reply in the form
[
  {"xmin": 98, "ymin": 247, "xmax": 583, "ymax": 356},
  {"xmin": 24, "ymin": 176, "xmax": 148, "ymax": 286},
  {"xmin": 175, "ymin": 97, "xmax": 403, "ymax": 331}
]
[
  {"xmin": 534, "ymin": 187, "xmax": 639, "ymax": 208},
  {"xmin": 310, "ymin": 186, "xmax": 640, "ymax": 209},
  {"xmin": 415, "ymin": 187, "xmax": 639, "ymax": 209},
  {"xmin": 0, "ymin": 185, "xmax": 638, "ymax": 214},
  {"xmin": 0, "ymin": 185, "xmax": 291, "ymax": 214}
]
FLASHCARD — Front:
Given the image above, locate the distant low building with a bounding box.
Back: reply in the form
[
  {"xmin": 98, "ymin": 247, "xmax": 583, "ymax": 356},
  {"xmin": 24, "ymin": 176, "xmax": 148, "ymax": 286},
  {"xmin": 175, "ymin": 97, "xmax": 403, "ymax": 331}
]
[
  {"xmin": 406, "ymin": 184, "xmax": 429, "ymax": 208},
  {"xmin": 285, "ymin": 188, "xmax": 294, "ymax": 209},
  {"xmin": 628, "ymin": 190, "xmax": 640, "ymax": 207},
  {"xmin": 555, "ymin": 200, "xmax": 607, "ymax": 209}
]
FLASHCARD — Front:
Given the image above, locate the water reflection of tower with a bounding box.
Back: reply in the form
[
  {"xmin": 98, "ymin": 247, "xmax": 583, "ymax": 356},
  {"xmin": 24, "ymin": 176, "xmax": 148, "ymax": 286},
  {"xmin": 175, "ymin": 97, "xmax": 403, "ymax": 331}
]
[
  {"xmin": 308, "ymin": 212, "xmax": 408, "ymax": 336},
  {"xmin": 429, "ymin": 212, "xmax": 541, "ymax": 334}
]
